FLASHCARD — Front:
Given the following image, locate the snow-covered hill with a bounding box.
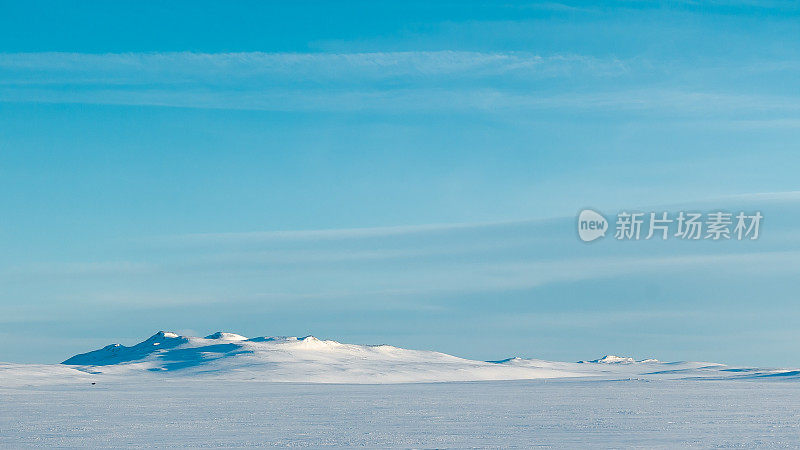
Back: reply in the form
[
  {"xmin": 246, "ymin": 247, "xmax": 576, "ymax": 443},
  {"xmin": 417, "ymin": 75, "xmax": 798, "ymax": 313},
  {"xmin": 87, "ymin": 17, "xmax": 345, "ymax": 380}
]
[
  {"xmin": 58, "ymin": 330, "xmax": 585, "ymax": 383},
  {"xmin": 2, "ymin": 330, "xmax": 799, "ymax": 387}
]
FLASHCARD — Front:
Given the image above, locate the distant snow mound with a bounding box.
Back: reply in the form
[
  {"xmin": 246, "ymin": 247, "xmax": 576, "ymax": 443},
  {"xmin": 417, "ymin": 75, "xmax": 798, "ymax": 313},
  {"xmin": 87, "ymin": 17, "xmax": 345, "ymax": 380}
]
[
  {"xmin": 579, "ymin": 355, "xmax": 661, "ymax": 364},
  {"xmin": 594, "ymin": 355, "xmax": 636, "ymax": 364},
  {"xmin": 488, "ymin": 357, "xmax": 524, "ymax": 364}
]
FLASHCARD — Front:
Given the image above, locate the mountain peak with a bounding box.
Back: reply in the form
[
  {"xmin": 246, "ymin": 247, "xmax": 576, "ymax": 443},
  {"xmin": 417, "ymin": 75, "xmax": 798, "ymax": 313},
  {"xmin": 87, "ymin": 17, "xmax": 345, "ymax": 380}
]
[
  {"xmin": 204, "ymin": 332, "xmax": 247, "ymax": 341},
  {"xmin": 62, "ymin": 331, "xmax": 188, "ymax": 365},
  {"xmin": 147, "ymin": 331, "xmax": 181, "ymax": 340}
]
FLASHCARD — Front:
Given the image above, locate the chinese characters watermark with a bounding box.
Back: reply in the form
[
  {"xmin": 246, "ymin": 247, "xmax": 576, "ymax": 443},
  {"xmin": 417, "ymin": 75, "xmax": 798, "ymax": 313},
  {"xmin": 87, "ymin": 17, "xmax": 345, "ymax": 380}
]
[{"xmin": 578, "ymin": 209, "xmax": 762, "ymax": 242}]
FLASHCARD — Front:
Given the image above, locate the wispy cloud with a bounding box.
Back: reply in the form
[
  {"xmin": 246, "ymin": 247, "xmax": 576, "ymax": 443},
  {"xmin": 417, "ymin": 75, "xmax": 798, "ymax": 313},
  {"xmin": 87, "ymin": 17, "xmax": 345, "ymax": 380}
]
[
  {"xmin": 4, "ymin": 85, "xmax": 799, "ymax": 116},
  {"xmin": 163, "ymin": 219, "xmax": 542, "ymax": 244},
  {"xmin": 2, "ymin": 51, "xmax": 799, "ymax": 116},
  {"xmin": 0, "ymin": 51, "xmax": 627, "ymax": 85}
]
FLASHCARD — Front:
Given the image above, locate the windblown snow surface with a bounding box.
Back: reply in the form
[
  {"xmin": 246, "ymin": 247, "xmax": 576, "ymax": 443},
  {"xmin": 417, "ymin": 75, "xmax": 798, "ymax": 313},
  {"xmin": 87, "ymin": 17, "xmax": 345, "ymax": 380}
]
[{"xmin": 4, "ymin": 331, "xmax": 800, "ymax": 447}]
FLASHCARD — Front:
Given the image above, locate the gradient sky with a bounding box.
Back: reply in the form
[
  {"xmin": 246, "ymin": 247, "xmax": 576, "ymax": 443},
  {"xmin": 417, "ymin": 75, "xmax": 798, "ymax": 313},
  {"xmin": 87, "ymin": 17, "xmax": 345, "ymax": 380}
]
[{"xmin": 2, "ymin": 1, "xmax": 800, "ymax": 365}]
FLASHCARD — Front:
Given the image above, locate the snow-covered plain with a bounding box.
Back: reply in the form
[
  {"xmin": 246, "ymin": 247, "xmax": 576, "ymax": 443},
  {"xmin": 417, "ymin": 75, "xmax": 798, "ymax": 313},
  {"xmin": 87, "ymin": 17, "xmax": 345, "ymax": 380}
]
[{"xmin": 3, "ymin": 331, "xmax": 800, "ymax": 447}]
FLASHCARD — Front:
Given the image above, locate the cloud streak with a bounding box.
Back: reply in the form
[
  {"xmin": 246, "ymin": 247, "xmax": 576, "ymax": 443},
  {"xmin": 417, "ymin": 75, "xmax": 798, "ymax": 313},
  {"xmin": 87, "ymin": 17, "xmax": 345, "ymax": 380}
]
[
  {"xmin": 2, "ymin": 51, "xmax": 798, "ymax": 116},
  {"xmin": 0, "ymin": 51, "xmax": 627, "ymax": 84},
  {"xmin": 164, "ymin": 218, "xmax": 544, "ymax": 243}
]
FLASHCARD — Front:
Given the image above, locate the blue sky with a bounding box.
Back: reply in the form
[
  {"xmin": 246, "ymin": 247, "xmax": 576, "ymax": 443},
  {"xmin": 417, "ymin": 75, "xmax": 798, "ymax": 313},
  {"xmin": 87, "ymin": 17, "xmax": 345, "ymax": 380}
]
[{"xmin": 2, "ymin": 1, "xmax": 800, "ymax": 365}]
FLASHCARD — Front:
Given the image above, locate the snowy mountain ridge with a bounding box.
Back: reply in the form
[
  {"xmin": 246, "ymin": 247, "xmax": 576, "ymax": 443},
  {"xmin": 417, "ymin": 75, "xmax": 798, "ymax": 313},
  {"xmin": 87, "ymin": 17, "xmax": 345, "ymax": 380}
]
[
  {"xmin": 1, "ymin": 330, "xmax": 798, "ymax": 387},
  {"xmin": 57, "ymin": 330, "xmax": 588, "ymax": 383}
]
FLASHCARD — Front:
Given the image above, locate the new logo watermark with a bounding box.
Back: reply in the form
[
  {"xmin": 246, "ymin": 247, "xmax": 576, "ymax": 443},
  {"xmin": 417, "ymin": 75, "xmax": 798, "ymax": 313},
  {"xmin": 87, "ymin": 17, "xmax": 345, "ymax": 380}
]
[
  {"xmin": 577, "ymin": 209, "xmax": 608, "ymax": 242},
  {"xmin": 577, "ymin": 209, "xmax": 762, "ymax": 242}
]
